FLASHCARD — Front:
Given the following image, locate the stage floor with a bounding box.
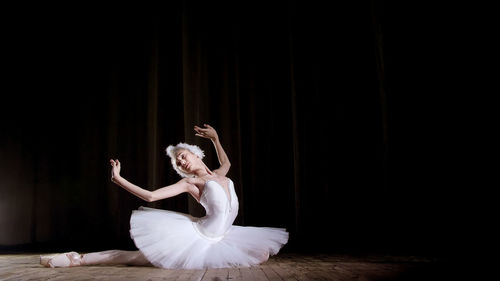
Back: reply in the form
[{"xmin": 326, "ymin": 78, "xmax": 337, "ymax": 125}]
[{"xmin": 0, "ymin": 253, "xmax": 449, "ymax": 280}]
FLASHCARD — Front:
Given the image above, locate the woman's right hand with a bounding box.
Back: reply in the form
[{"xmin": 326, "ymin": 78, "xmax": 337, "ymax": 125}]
[{"xmin": 110, "ymin": 159, "xmax": 121, "ymax": 181}]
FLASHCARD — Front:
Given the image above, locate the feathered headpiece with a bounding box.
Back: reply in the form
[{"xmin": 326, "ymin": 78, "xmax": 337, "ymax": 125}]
[{"xmin": 166, "ymin": 142, "xmax": 205, "ymax": 178}]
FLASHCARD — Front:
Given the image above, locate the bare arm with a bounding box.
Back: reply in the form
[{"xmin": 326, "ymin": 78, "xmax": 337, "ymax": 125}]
[
  {"xmin": 194, "ymin": 124, "xmax": 231, "ymax": 176},
  {"xmin": 110, "ymin": 159, "xmax": 194, "ymax": 202},
  {"xmin": 148, "ymin": 178, "xmax": 198, "ymax": 202}
]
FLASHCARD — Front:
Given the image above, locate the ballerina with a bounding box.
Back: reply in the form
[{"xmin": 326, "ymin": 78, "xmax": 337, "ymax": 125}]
[{"xmin": 41, "ymin": 124, "xmax": 288, "ymax": 269}]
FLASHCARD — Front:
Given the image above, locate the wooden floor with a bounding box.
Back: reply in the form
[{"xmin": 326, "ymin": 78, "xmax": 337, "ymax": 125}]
[{"xmin": 0, "ymin": 253, "xmax": 450, "ymax": 281}]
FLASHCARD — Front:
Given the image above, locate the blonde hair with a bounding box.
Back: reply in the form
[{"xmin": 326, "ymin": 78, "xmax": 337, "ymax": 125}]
[{"xmin": 166, "ymin": 142, "xmax": 205, "ymax": 178}]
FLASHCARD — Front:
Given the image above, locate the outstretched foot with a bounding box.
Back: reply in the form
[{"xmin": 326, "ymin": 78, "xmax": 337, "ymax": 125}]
[{"xmin": 40, "ymin": 252, "xmax": 82, "ymax": 268}]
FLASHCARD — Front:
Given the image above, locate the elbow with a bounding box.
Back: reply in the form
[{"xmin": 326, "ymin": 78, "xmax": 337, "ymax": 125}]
[{"xmin": 145, "ymin": 193, "xmax": 156, "ymax": 202}]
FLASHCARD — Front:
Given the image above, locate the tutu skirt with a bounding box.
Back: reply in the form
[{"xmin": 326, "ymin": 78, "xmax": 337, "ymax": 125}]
[{"xmin": 130, "ymin": 206, "xmax": 288, "ymax": 269}]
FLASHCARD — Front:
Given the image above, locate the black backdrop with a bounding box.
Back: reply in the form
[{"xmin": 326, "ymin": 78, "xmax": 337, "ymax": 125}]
[{"xmin": 1, "ymin": 1, "xmax": 470, "ymax": 257}]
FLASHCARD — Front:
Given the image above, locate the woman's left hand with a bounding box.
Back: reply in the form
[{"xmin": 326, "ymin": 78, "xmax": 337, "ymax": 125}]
[{"xmin": 194, "ymin": 124, "xmax": 218, "ymax": 141}]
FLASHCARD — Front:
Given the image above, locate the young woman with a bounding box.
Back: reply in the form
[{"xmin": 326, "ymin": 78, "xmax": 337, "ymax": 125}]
[{"xmin": 40, "ymin": 124, "xmax": 288, "ymax": 269}]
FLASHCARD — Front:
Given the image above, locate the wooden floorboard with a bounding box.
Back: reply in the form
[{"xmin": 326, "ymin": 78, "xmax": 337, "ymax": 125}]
[{"xmin": 0, "ymin": 253, "xmax": 451, "ymax": 281}]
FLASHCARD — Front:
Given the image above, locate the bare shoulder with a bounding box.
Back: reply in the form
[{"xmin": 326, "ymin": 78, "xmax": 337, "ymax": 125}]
[
  {"xmin": 184, "ymin": 177, "xmax": 203, "ymax": 185},
  {"xmin": 182, "ymin": 177, "xmax": 204, "ymax": 191},
  {"xmin": 213, "ymin": 167, "xmax": 230, "ymax": 177},
  {"xmin": 178, "ymin": 178, "xmax": 202, "ymax": 200}
]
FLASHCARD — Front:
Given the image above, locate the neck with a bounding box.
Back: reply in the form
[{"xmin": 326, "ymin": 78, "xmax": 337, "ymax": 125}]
[{"xmin": 192, "ymin": 163, "xmax": 213, "ymax": 178}]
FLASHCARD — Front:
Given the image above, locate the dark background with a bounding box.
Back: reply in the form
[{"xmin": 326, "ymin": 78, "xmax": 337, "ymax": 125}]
[{"xmin": 1, "ymin": 1, "xmax": 475, "ymax": 258}]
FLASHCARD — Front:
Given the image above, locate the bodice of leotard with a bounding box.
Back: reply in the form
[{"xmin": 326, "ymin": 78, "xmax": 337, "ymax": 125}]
[{"xmin": 193, "ymin": 179, "xmax": 239, "ymax": 241}]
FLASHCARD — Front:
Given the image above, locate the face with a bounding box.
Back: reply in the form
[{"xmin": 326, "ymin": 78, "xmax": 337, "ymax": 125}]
[{"xmin": 175, "ymin": 149, "xmax": 199, "ymax": 174}]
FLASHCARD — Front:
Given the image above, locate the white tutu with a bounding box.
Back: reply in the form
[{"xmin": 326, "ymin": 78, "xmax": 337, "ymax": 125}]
[{"xmin": 129, "ymin": 179, "xmax": 289, "ymax": 269}]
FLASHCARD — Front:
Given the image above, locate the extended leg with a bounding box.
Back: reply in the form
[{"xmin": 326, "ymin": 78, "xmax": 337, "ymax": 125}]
[{"xmin": 81, "ymin": 250, "xmax": 151, "ymax": 266}]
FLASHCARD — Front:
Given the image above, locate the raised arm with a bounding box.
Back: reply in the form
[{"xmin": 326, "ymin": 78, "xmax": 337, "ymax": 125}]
[
  {"xmin": 110, "ymin": 159, "xmax": 196, "ymax": 202},
  {"xmin": 194, "ymin": 124, "xmax": 231, "ymax": 176}
]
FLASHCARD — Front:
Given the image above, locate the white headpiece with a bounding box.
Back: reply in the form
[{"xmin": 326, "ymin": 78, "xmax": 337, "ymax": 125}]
[{"xmin": 166, "ymin": 142, "xmax": 205, "ymax": 178}]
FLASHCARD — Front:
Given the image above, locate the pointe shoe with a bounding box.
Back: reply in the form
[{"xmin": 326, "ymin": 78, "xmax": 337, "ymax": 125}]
[
  {"xmin": 40, "ymin": 252, "xmax": 82, "ymax": 268},
  {"xmin": 40, "ymin": 255, "xmax": 55, "ymax": 267}
]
